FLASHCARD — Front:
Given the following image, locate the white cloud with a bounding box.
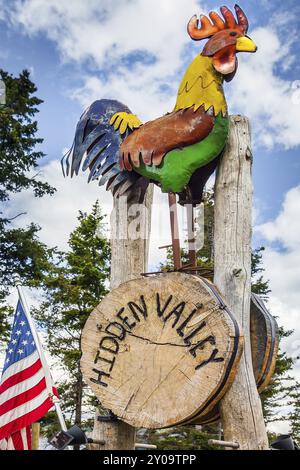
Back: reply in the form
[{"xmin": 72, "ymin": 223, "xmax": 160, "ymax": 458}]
[
  {"xmin": 7, "ymin": 0, "xmax": 202, "ymax": 121},
  {"xmin": 256, "ymin": 184, "xmax": 300, "ymax": 379},
  {"xmin": 258, "ymin": 186, "xmax": 300, "ymax": 251},
  {"xmin": 4, "ymin": 0, "xmax": 300, "ymax": 149},
  {"xmin": 254, "ymin": 184, "xmax": 300, "ymax": 434},
  {"xmin": 69, "ymin": 71, "xmax": 174, "ymax": 123},
  {"xmin": 228, "ymin": 26, "xmax": 300, "ymax": 149},
  {"xmin": 4, "ymin": 160, "xmax": 112, "ymax": 251},
  {"xmin": 3, "ymin": 159, "xmax": 187, "ymax": 270},
  {"xmin": 0, "ymin": 0, "xmax": 5, "ymax": 20},
  {"xmin": 8, "ymin": 0, "xmax": 198, "ymax": 68}
]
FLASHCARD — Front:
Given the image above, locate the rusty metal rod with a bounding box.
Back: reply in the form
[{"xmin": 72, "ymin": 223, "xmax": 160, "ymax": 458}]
[
  {"xmin": 168, "ymin": 193, "xmax": 182, "ymax": 270},
  {"xmin": 186, "ymin": 204, "xmax": 197, "ymax": 267},
  {"xmin": 141, "ymin": 267, "xmax": 213, "ymax": 277}
]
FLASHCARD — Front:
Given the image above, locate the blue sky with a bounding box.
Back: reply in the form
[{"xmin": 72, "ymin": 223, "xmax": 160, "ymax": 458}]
[{"xmin": 1, "ymin": 0, "xmax": 300, "ymax": 431}]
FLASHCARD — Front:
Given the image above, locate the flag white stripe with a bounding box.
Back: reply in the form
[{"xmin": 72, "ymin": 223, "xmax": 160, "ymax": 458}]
[
  {"xmin": 1, "ymin": 351, "xmax": 39, "ymax": 383},
  {"xmin": 21, "ymin": 428, "xmax": 28, "ymax": 450},
  {"xmin": 0, "ymin": 436, "xmax": 15, "ymax": 450},
  {"xmin": 7, "ymin": 436, "xmax": 15, "ymax": 450},
  {"xmin": 0, "ymin": 389, "xmax": 50, "ymax": 427},
  {"xmin": 0, "ymin": 368, "xmax": 44, "ymax": 406},
  {"xmin": 0, "ymin": 438, "xmax": 8, "ymax": 450}
]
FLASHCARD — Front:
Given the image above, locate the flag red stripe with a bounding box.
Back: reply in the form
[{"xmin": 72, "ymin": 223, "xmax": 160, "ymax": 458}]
[
  {"xmin": 11, "ymin": 430, "xmax": 23, "ymax": 450},
  {"xmin": 0, "ymin": 359, "xmax": 42, "ymax": 394},
  {"xmin": 0, "ymin": 396, "xmax": 53, "ymax": 440},
  {"xmin": 26, "ymin": 426, "xmax": 31, "ymax": 450},
  {"xmin": 26, "ymin": 425, "xmax": 32, "ymax": 450},
  {"xmin": 0, "ymin": 426, "xmax": 32, "ymax": 451},
  {"xmin": 0, "ymin": 377, "xmax": 47, "ymax": 416}
]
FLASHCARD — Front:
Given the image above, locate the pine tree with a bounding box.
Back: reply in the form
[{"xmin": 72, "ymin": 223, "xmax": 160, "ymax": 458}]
[
  {"xmin": 0, "ymin": 69, "xmax": 56, "ymax": 342},
  {"xmin": 260, "ymin": 327, "xmax": 295, "ymax": 425},
  {"xmin": 35, "ymin": 202, "xmax": 110, "ymax": 437},
  {"xmin": 251, "ymin": 247, "xmax": 271, "ymax": 299},
  {"xmin": 146, "ymin": 425, "xmax": 220, "ymax": 450},
  {"xmin": 288, "ymin": 384, "xmax": 300, "ymax": 446},
  {"xmin": 0, "ymin": 69, "xmax": 54, "ymax": 205}
]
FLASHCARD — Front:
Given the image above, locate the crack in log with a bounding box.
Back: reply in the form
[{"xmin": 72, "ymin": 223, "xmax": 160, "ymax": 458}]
[
  {"xmin": 127, "ymin": 331, "xmax": 186, "ymax": 347},
  {"xmin": 96, "ymin": 326, "xmax": 200, "ymax": 348}
]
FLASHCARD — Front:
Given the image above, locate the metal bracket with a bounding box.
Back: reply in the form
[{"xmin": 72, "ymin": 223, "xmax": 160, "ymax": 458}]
[
  {"xmin": 97, "ymin": 411, "xmax": 118, "ymax": 422},
  {"xmin": 208, "ymin": 439, "xmax": 240, "ymax": 449},
  {"xmin": 141, "ymin": 266, "xmax": 213, "ymax": 278}
]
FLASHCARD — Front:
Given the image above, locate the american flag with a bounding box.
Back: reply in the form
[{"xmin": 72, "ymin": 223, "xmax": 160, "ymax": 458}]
[{"xmin": 0, "ymin": 300, "xmax": 56, "ymax": 450}]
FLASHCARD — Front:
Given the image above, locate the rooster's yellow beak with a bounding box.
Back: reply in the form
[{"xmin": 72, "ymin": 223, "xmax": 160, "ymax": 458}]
[{"xmin": 236, "ymin": 36, "xmax": 257, "ymax": 53}]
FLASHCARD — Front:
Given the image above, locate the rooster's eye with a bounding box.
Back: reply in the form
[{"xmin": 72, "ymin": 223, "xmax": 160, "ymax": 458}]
[{"xmin": 230, "ymin": 32, "xmax": 238, "ymax": 37}]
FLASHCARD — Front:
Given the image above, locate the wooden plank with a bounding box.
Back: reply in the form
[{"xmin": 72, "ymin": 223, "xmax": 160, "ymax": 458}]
[
  {"xmin": 31, "ymin": 422, "xmax": 40, "ymax": 450},
  {"xmin": 251, "ymin": 294, "xmax": 279, "ymax": 393},
  {"xmin": 213, "ymin": 116, "xmax": 269, "ymax": 449}
]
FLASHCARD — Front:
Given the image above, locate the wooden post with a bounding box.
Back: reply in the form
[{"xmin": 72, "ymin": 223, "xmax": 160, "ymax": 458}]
[
  {"xmin": 31, "ymin": 422, "xmax": 40, "ymax": 450},
  {"xmin": 89, "ymin": 185, "xmax": 154, "ymax": 450},
  {"xmin": 110, "ymin": 187, "xmax": 154, "ymax": 290},
  {"xmin": 88, "ymin": 413, "xmax": 135, "ymax": 451},
  {"xmin": 214, "ymin": 115, "xmax": 269, "ymax": 450}
]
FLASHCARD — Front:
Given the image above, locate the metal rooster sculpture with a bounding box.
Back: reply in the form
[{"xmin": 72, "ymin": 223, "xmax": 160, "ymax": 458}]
[{"xmin": 63, "ymin": 4, "xmax": 257, "ymax": 269}]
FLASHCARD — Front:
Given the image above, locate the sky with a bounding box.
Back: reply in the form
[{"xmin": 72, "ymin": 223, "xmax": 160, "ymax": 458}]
[{"xmin": 0, "ymin": 0, "xmax": 300, "ymax": 434}]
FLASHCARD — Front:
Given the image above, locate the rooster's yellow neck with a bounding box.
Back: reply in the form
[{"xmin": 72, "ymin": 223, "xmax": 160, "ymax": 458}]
[{"xmin": 173, "ymin": 55, "xmax": 227, "ymax": 116}]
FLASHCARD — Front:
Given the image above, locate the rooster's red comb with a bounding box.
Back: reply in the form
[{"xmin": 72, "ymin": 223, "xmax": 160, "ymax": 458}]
[{"xmin": 187, "ymin": 4, "xmax": 249, "ymax": 41}]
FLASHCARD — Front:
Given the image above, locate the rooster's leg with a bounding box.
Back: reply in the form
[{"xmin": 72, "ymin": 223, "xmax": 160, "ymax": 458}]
[{"xmin": 168, "ymin": 193, "xmax": 182, "ymax": 270}]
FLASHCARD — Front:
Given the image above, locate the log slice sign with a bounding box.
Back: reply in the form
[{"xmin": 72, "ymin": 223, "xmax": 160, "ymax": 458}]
[{"xmin": 81, "ymin": 273, "xmax": 243, "ymax": 429}]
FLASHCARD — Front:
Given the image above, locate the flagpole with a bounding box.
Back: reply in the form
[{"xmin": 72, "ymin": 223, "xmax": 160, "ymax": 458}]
[{"xmin": 12, "ymin": 273, "xmax": 67, "ymax": 432}]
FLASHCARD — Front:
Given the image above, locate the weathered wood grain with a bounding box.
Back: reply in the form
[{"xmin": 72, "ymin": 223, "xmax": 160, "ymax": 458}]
[
  {"xmin": 88, "ymin": 186, "xmax": 153, "ymax": 450},
  {"xmin": 110, "ymin": 188, "xmax": 153, "ymax": 290},
  {"xmin": 251, "ymin": 294, "xmax": 279, "ymax": 393},
  {"xmin": 214, "ymin": 116, "xmax": 269, "ymax": 449},
  {"xmin": 88, "ymin": 412, "xmax": 135, "ymax": 451}
]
